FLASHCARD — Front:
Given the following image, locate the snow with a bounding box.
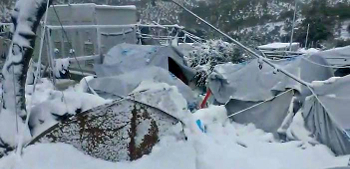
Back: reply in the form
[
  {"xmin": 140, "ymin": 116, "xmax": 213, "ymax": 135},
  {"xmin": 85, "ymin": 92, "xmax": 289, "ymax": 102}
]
[
  {"xmin": 26, "ymin": 79, "xmax": 110, "ymax": 136},
  {"xmin": 0, "ymin": 0, "xmax": 51, "ymax": 150},
  {"xmin": 53, "ymin": 58, "xmax": 70, "ymax": 78},
  {"xmin": 258, "ymin": 42, "xmax": 300, "ymax": 49},
  {"xmin": 53, "ymin": 3, "xmax": 137, "ymax": 10},
  {"xmin": 311, "ymin": 76, "xmax": 342, "ymax": 88},
  {"xmin": 1, "ymin": 103, "xmax": 349, "ymax": 169},
  {"xmin": 75, "ymin": 76, "xmax": 95, "ymax": 93},
  {"xmin": 192, "ymin": 105, "xmax": 227, "ymax": 125},
  {"xmin": 0, "ymin": 109, "xmax": 32, "ymax": 148},
  {"xmin": 298, "ymin": 48, "xmax": 320, "ymax": 54},
  {"xmin": 1, "ymin": 114, "xmax": 349, "ymax": 169},
  {"xmin": 285, "ymin": 111, "xmax": 318, "ymax": 144},
  {"xmin": 131, "ymin": 81, "xmax": 189, "ymax": 120}
]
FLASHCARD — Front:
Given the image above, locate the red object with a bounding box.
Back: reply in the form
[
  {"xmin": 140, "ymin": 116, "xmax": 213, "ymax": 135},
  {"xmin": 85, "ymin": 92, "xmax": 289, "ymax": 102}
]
[{"xmin": 200, "ymin": 89, "xmax": 212, "ymax": 109}]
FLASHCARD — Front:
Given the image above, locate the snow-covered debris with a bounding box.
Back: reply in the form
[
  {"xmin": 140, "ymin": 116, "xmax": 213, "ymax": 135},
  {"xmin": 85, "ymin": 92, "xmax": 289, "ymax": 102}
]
[
  {"xmin": 26, "ymin": 79, "xmax": 110, "ymax": 136},
  {"xmin": 53, "ymin": 58, "xmax": 70, "ymax": 78}
]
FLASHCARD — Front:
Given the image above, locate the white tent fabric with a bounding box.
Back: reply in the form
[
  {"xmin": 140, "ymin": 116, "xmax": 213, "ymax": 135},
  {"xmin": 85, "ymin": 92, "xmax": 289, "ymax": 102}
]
[{"xmin": 303, "ymin": 76, "xmax": 350, "ymax": 155}]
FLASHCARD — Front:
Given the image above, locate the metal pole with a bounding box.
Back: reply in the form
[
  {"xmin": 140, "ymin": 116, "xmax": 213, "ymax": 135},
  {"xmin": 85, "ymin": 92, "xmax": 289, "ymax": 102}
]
[
  {"xmin": 305, "ymin": 24, "xmax": 310, "ymax": 49},
  {"xmin": 165, "ymin": 0, "xmax": 310, "ymax": 87},
  {"xmin": 289, "ymin": 0, "xmax": 297, "ymax": 51},
  {"xmin": 46, "ymin": 27, "xmax": 57, "ymax": 86}
]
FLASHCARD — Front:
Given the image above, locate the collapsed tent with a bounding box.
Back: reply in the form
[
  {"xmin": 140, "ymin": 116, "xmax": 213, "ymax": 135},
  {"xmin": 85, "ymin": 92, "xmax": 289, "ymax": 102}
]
[
  {"xmin": 207, "ymin": 54, "xmax": 333, "ymax": 134},
  {"xmin": 89, "ymin": 43, "xmax": 197, "ymax": 106},
  {"xmin": 303, "ymin": 76, "xmax": 350, "ymax": 155}
]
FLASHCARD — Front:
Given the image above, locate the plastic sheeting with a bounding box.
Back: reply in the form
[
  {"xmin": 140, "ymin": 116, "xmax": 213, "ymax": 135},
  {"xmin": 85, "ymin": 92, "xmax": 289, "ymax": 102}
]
[
  {"xmin": 209, "ymin": 55, "xmax": 333, "ymax": 135},
  {"xmin": 303, "ymin": 76, "xmax": 350, "ymax": 155}
]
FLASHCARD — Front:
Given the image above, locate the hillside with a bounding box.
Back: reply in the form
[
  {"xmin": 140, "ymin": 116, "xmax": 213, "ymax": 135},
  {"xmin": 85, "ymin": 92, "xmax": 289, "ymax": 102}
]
[{"xmin": 1, "ymin": 0, "xmax": 350, "ymax": 48}]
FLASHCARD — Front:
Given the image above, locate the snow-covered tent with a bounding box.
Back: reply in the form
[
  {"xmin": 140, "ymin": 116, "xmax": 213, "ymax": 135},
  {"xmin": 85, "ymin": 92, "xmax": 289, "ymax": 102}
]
[
  {"xmin": 313, "ymin": 46, "xmax": 350, "ymax": 66},
  {"xmin": 303, "ymin": 76, "xmax": 350, "ymax": 155},
  {"xmin": 89, "ymin": 43, "xmax": 196, "ymax": 105},
  {"xmin": 208, "ymin": 54, "xmax": 333, "ymax": 134},
  {"xmin": 310, "ymin": 46, "xmax": 350, "ymax": 76},
  {"xmin": 89, "ymin": 66, "xmax": 196, "ymax": 104},
  {"xmin": 94, "ymin": 43, "xmax": 195, "ymax": 82}
]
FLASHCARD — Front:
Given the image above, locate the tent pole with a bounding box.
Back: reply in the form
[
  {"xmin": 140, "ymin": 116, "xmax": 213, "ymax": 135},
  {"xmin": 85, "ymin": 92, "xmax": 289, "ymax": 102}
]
[
  {"xmin": 289, "ymin": 0, "xmax": 297, "ymax": 52},
  {"xmin": 305, "ymin": 24, "xmax": 310, "ymax": 49},
  {"xmin": 163, "ymin": 0, "xmax": 311, "ymax": 87}
]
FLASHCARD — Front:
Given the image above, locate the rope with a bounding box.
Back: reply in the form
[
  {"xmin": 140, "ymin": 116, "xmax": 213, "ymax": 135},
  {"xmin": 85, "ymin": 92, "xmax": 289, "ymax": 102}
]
[
  {"xmin": 52, "ymin": 5, "xmax": 98, "ymax": 96},
  {"xmin": 227, "ymin": 89, "xmax": 294, "ymax": 119}
]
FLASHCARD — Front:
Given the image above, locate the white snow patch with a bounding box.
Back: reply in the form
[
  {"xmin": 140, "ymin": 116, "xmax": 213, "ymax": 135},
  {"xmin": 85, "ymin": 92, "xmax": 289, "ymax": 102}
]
[
  {"xmin": 286, "ymin": 111, "xmax": 318, "ymax": 144},
  {"xmin": 53, "ymin": 58, "xmax": 70, "ymax": 78},
  {"xmin": 298, "ymin": 48, "xmax": 320, "ymax": 54},
  {"xmin": 0, "ymin": 109, "xmax": 31, "ymax": 148},
  {"xmin": 131, "ymin": 81, "xmax": 189, "ymax": 120},
  {"xmin": 311, "ymin": 76, "xmax": 342, "ymax": 87},
  {"xmin": 192, "ymin": 105, "xmax": 227, "ymax": 125},
  {"xmin": 25, "ymin": 78, "xmax": 110, "ymax": 136}
]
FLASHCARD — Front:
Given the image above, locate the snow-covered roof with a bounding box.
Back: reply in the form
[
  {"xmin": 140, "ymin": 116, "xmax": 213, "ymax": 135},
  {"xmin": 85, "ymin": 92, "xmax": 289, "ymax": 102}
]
[
  {"xmin": 53, "ymin": 3, "xmax": 137, "ymax": 10},
  {"xmin": 258, "ymin": 42, "xmax": 300, "ymax": 49}
]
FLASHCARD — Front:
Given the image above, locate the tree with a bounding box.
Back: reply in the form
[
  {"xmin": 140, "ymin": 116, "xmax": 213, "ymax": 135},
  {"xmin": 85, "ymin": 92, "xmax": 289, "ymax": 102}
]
[
  {"xmin": 0, "ymin": 0, "xmax": 52, "ymax": 157},
  {"xmin": 295, "ymin": 0, "xmax": 334, "ymax": 47}
]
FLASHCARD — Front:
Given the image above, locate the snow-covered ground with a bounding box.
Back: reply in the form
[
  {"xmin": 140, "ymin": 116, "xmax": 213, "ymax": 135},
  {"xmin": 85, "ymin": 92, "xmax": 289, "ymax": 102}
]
[{"xmin": 0, "ymin": 105, "xmax": 349, "ymax": 169}]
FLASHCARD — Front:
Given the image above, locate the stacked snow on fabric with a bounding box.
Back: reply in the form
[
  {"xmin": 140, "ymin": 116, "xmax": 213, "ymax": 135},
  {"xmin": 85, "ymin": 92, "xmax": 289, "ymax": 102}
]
[
  {"xmin": 131, "ymin": 80, "xmax": 190, "ymax": 120},
  {"xmin": 1, "ymin": 106, "xmax": 349, "ymax": 169},
  {"xmin": 25, "ymin": 78, "xmax": 110, "ymax": 136}
]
